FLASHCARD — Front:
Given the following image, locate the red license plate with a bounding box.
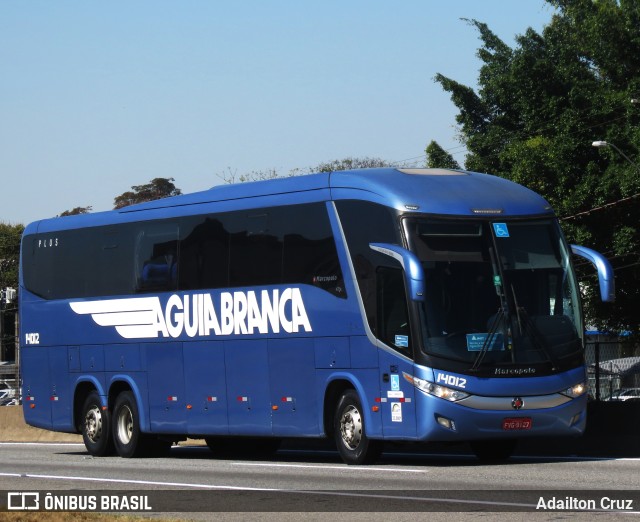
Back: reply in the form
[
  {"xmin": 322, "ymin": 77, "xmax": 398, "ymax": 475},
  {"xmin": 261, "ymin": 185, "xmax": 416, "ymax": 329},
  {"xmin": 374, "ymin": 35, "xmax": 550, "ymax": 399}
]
[{"xmin": 502, "ymin": 417, "xmax": 532, "ymax": 430}]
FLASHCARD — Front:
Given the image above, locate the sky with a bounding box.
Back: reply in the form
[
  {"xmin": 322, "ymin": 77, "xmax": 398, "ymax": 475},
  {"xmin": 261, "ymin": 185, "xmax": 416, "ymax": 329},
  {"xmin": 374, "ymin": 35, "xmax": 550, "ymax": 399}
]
[{"xmin": 0, "ymin": 1, "xmax": 556, "ymax": 225}]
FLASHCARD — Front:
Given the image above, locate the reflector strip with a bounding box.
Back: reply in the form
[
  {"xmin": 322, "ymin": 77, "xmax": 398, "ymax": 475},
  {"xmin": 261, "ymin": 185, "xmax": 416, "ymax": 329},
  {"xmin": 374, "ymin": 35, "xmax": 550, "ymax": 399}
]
[
  {"xmin": 281, "ymin": 397, "xmax": 294, "ymax": 402},
  {"xmin": 207, "ymin": 397, "xmax": 218, "ymax": 402},
  {"xmin": 50, "ymin": 396, "xmax": 58, "ymax": 401},
  {"xmin": 237, "ymin": 396, "xmax": 249, "ymax": 402},
  {"xmin": 167, "ymin": 396, "xmax": 178, "ymax": 402}
]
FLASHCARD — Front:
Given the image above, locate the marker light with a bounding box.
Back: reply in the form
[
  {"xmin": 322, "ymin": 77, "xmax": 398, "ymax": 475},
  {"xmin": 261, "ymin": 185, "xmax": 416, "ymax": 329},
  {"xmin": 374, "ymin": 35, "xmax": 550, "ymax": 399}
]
[
  {"xmin": 436, "ymin": 415, "xmax": 457, "ymax": 431},
  {"xmin": 406, "ymin": 374, "xmax": 470, "ymax": 402},
  {"xmin": 560, "ymin": 382, "xmax": 588, "ymax": 399}
]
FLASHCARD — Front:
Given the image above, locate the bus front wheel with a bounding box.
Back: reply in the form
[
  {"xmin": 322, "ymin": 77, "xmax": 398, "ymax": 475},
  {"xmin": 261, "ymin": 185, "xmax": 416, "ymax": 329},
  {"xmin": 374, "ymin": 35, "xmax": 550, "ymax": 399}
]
[
  {"xmin": 81, "ymin": 391, "xmax": 114, "ymax": 456},
  {"xmin": 333, "ymin": 390, "xmax": 382, "ymax": 465}
]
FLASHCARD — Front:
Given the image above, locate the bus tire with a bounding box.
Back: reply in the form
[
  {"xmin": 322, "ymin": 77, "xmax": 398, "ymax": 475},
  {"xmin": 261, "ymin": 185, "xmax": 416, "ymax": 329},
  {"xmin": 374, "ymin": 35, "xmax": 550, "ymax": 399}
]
[
  {"xmin": 81, "ymin": 391, "xmax": 114, "ymax": 457},
  {"xmin": 334, "ymin": 390, "xmax": 382, "ymax": 465},
  {"xmin": 470, "ymin": 439, "xmax": 517, "ymax": 462},
  {"xmin": 112, "ymin": 391, "xmax": 145, "ymax": 458}
]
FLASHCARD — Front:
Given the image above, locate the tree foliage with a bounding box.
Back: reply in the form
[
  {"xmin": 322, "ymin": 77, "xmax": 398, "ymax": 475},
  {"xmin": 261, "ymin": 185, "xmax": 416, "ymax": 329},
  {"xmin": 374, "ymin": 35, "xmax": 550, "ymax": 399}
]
[
  {"xmin": 0, "ymin": 222, "xmax": 24, "ymax": 291},
  {"xmin": 59, "ymin": 206, "xmax": 92, "ymax": 217},
  {"xmin": 217, "ymin": 157, "xmax": 393, "ymax": 184},
  {"xmin": 425, "ymin": 141, "xmax": 461, "ymax": 169},
  {"xmin": 434, "ymin": 1, "xmax": 640, "ymax": 333},
  {"xmin": 113, "ymin": 178, "xmax": 182, "ymax": 209},
  {"xmin": 310, "ymin": 156, "xmax": 391, "ymax": 172}
]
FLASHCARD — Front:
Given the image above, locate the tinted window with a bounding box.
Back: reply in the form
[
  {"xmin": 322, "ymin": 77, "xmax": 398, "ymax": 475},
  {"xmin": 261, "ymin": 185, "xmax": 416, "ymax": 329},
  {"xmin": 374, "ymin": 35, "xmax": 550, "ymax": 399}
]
[
  {"xmin": 22, "ymin": 228, "xmax": 136, "ymax": 299},
  {"xmin": 178, "ymin": 216, "xmax": 229, "ymax": 290},
  {"xmin": 23, "ymin": 202, "xmax": 344, "ymax": 299},
  {"xmin": 335, "ymin": 201, "xmax": 402, "ymax": 338},
  {"xmin": 135, "ymin": 223, "xmax": 179, "ymax": 293}
]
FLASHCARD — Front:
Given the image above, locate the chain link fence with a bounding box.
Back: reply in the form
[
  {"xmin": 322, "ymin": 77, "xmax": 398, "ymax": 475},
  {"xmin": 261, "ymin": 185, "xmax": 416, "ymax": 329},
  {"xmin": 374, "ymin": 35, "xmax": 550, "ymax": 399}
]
[
  {"xmin": 0, "ymin": 363, "xmax": 19, "ymax": 406},
  {"xmin": 586, "ymin": 337, "xmax": 640, "ymax": 402}
]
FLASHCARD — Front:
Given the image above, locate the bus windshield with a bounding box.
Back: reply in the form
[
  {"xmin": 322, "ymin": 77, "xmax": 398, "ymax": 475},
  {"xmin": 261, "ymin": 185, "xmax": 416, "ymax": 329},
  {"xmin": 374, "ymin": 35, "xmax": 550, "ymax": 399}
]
[{"xmin": 403, "ymin": 218, "xmax": 583, "ymax": 370}]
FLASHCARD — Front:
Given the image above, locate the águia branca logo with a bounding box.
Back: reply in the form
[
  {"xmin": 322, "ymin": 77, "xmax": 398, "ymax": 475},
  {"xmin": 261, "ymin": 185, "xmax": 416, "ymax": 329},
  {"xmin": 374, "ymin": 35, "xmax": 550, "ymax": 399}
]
[{"xmin": 70, "ymin": 288, "xmax": 312, "ymax": 339}]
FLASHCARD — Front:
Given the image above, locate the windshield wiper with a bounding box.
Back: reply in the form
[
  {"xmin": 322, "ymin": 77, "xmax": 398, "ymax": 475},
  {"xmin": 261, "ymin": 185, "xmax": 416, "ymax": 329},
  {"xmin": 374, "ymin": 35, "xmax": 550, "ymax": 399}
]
[
  {"xmin": 513, "ymin": 299, "xmax": 560, "ymax": 371},
  {"xmin": 470, "ymin": 307, "xmax": 506, "ymax": 371}
]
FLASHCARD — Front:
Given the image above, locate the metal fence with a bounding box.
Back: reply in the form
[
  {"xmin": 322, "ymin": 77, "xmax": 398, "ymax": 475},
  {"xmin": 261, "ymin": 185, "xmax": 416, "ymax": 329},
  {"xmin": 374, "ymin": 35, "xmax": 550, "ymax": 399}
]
[
  {"xmin": 0, "ymin": 363, "xmax": 19, "ymax": 406},
  {"xmin": 586, "ymin": 337, "xmax": 640, "ymax": 401}
]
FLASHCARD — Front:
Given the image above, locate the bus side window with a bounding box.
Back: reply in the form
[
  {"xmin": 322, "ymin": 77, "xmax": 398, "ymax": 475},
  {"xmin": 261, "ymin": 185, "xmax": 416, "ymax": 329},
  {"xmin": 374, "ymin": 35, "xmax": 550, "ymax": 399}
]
[
  {"xmin": 376, "ymin": 266, "xmax": 411, "ymax": 357},
  {"xmin": 135, "ymin": 225, "xmax": 179, "ymax": 293}
]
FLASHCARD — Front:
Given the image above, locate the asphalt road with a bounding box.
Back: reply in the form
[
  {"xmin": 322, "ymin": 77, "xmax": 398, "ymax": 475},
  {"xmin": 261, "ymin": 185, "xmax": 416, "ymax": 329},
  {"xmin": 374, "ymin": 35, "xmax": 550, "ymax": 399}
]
[{"xmin": 0, "ymin": 442, "xmax": 639, "ymax": 520}]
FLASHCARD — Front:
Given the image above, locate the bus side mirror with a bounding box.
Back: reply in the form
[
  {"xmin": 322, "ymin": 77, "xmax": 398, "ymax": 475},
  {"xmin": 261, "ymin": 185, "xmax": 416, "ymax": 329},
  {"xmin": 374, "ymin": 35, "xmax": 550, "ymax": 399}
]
[
  {"xmin": 369, "ymin": 243, "xmax": 425, "ymax": 301},
  {"xmin": 571, "ymin": 245, "xmax": 615, "ymax": 302}
]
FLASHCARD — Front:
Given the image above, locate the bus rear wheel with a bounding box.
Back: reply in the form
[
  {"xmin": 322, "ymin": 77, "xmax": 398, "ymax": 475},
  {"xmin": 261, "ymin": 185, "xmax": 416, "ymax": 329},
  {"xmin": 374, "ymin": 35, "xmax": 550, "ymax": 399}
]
[
  {"xmin": 333, "ymin": 390, "xmax": 382, "ymax": 465},
  {"xmin": 81, "ymin": 391, "xmax": 114, "ymax": 456},
  {"xmin": 112, "ymin": 391, "xmax": 146, "ymax": 458}
]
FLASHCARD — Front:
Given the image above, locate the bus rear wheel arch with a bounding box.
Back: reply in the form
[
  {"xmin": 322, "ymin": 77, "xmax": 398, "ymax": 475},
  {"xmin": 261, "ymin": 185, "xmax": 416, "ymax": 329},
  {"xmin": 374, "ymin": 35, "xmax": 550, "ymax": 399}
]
[{"xmin": 333, "ymin": 389, "xmax": 382, "ymax": 465}]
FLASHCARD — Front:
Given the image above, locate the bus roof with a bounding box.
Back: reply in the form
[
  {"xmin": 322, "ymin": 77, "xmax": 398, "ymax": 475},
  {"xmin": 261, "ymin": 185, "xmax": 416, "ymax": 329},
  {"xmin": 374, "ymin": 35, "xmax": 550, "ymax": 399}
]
[{"xmin": 25, "ymin": 168, "xmax": 554, "ymax": 234}]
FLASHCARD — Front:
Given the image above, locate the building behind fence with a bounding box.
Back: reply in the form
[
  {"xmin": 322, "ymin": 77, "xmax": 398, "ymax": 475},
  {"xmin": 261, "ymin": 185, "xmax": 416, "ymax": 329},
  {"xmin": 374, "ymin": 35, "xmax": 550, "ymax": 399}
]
[{"xmin": 586, "ymin": 335, "xmax": 640, "ymax": 402}]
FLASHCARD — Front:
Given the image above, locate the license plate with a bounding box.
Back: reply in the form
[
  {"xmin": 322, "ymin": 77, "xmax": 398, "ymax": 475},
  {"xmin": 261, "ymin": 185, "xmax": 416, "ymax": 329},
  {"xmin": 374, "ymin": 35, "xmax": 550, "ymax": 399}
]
[{"xmin": 502, "ymin": 417, "xmax": 532, "ymax": 430}]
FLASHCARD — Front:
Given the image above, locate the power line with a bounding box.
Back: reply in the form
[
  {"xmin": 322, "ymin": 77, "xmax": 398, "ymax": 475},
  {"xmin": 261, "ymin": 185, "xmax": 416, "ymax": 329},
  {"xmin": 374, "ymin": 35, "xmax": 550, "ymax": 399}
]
[{"xmin": 560, "ymin": 192, "xmax": 640, "ymax": 221}]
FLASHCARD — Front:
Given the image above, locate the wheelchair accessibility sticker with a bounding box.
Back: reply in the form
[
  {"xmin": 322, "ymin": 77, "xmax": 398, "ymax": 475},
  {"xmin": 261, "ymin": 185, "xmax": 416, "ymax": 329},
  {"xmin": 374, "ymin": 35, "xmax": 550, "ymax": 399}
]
[{"xmin": 493, "ymin": 223, "xmax": 510, "ymax": 238}]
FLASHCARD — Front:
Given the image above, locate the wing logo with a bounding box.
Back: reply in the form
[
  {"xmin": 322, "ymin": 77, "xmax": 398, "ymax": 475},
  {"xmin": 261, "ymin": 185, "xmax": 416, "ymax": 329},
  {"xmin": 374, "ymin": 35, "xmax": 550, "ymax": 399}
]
[
  {"xmin": 70, "ymin": 297, "xmax": 163, "ymax": 339},
  {"xmin": 69, "ymin": 289, "xmax": 312, "ymax": 340}
]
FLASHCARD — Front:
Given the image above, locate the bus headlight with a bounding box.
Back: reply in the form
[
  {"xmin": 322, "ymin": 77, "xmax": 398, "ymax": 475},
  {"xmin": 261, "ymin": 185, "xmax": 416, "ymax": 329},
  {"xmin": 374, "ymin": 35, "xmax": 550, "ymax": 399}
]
[
  {"xmin": 560, "ymin": 382, "xmax": 587, "ymax": 398},
  {"xmin": 406, "ymin": 374, "xmax": 470, "ymax": 402}
]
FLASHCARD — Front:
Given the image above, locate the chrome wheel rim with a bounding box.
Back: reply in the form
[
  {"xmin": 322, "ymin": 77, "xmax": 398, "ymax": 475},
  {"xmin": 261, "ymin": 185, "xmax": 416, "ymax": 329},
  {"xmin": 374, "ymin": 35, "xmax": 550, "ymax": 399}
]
[
  {"xmin": 340, "ymin": 404, "xmax": 362, "ymax": 450},
  {"xmin": 84, "ymin": 406, "xmax": 102, "ymax": 443},
  {"xmin": 116, "ymin": 405, "xmax": 133, "ymax": 445}
]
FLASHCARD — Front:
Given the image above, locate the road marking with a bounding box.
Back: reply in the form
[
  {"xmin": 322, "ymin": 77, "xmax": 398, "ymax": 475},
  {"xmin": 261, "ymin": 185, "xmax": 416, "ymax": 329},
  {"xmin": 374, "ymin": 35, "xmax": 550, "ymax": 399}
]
[
  {"xmin": 2, "ymin": 443, "xmax": 640, "ymax": 463},
  {"xmin": 3, "ymin": 471, "xmax": 640, "ymax": 512},
  {"xmin": 0, "ymin": 471, "xmax": 279, "ymax": 491},
  {"xmin": 233, "ymin": 462, "xmax": 428, "ymax": 473},
  {"xmin": 0, "ymin": 472, "xmax": 537, "ymax": 509}
]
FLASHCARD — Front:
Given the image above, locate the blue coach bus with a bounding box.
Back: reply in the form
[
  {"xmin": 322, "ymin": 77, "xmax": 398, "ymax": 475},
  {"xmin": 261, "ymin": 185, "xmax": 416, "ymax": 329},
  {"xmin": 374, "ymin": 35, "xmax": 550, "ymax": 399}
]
[{"xmin": 19, "ymin": 168, "xmax": 614, "ymax": 464}]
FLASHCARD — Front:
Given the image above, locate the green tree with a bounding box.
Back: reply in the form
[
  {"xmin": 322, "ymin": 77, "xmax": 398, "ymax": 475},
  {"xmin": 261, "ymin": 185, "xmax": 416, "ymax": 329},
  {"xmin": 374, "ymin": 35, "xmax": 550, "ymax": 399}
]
[
  {"xmin": 425, "ymin": 141, "xmax": 461, "ymax": 169},
  {"xmin": 0, "ymin": 222, "xmax": 24, "ymax": 291},
  {"xmin": 113, "ymin": 178, "xmax": 182, "ymax": 209},
  {"xmin": 217, "ymin": 157, "xmax": 393, "ymax": 184},
  {"xmin": 59, "ymin": 206, "xmax": 92, "ymax": 217},
  {"xmin": 310, "ymin": 156, "xmax": 391, "ymax": 172},
  {"xmin": 434, "ymin": 2, "xmax": 640, "ymax": 333}
]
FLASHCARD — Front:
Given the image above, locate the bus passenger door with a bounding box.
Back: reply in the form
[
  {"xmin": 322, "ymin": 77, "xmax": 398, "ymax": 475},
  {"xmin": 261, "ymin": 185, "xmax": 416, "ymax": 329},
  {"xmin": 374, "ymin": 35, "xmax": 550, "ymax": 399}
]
[{"xmin": 376, "ymin": 267, "xmax": 417, "ymax": 439}]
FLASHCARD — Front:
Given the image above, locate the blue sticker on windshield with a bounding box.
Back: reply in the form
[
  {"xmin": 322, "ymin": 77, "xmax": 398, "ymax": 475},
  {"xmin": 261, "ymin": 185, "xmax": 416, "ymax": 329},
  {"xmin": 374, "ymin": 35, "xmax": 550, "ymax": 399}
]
[
  {"xmin": 493, "ymin": 223, "xmax": 509, "ymax": 238},
  {"xmin": 394, "ymin": 335, "xmax": 409, "ymax": 348},
  {"xmin": 466, "ymin": 333, "xmax": 505, "ymax": 351}
]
